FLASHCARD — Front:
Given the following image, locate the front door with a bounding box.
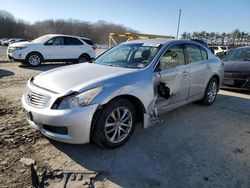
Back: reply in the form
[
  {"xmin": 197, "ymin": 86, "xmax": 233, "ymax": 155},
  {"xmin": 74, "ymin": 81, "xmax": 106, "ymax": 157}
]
[
  {"xmin": 154, "ymin": 44, "xmax": 190, "ymax": 111},
  {"xmin": 43, "ymin": 37, "xmax": 66, "ymax": 59}
]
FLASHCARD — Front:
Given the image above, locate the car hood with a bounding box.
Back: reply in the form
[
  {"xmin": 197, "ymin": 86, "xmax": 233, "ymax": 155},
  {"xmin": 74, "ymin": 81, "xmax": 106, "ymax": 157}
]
[
  {"xmin": 9, "ymin": 41, "xmax": 31, "ymax": 47},
  {"xmin": 223, "ymin": 60, "xmax": 250, "ymax": 72},
  {"xmin": 33, "ymin": 63, "xmax": 138, "ymax": 93}
]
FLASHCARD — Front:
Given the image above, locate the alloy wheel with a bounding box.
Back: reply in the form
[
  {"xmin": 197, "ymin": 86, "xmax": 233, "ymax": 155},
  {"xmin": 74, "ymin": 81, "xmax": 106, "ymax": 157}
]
[
  {"xmin": 104, "ymin": 107, "xmax": 133, "ymax": 144},
  {"xmin": 28, "ymin": 55, "xmax": 41, "ymax": 66},
  {"xmin": 207, "ymin": 81, "xmax": 217, "ymax": 103}
]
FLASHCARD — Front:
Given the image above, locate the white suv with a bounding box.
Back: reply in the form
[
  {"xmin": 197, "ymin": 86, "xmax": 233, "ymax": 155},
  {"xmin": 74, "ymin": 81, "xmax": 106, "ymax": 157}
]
[{"xmin": 7, "ymin": 34, "xmax": 96, "ymax": 66}]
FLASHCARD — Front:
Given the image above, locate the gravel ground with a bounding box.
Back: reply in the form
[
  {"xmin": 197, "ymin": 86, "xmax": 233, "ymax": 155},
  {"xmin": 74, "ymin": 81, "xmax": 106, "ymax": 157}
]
[
  {"xmin": 0, "ymin": 46, "xmax": 8, "ymax": 61},
  {"xmin": 0, "ymin": 61, "xmax": 250, "ymax": 188}
]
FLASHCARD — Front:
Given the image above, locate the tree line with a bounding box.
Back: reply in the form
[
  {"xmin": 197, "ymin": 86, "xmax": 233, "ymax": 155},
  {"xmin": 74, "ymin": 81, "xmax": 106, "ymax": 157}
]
[
  {"xmin": 181, "ymin": 30, "xmax": 250, "ymax": 46},
  {"xmin": 0, "ymin": 10, "xmax": 137, "ymax": 44}
]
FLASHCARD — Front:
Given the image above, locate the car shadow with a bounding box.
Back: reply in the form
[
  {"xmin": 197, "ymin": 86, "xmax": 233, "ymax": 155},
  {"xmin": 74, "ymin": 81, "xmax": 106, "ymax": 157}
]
[
  {"xmin": 48, "ymin": 92, "xmax": 250, "ymax": 188},
  {"xmin": 0, "ymin": 69, "xmax": 15, "ymax": 78},
  {"xmin": 18, "ymin": 62, "xmax": 75, "ymax": 72}
]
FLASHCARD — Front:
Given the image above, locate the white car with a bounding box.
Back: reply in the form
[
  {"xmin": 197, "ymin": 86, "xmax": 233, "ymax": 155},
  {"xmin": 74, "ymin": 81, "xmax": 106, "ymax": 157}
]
[
  {"xmin": 220, "ymin": 46, "xmax": 229, "ymax": 53},
  {"xmin": 209, "ymin": 46, "xmax": 224, "ymax": 56},
  {"xmin": 7, "ymin": 34, "xmax": 96, "ymax": 66}
]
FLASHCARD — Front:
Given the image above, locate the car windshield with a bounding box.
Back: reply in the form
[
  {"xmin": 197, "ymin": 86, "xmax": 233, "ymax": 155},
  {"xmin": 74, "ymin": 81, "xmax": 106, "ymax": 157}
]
[
  {"xmin": 32, "ymin": 35, "xmax": 51, "ymax": 43},
  {"xmin": 94, "ymin": 43, "xmax": 162, "ymax": 69},
  {"xmin": 223, "ymin": 48, "xmax": 250, "ymax": 61}
]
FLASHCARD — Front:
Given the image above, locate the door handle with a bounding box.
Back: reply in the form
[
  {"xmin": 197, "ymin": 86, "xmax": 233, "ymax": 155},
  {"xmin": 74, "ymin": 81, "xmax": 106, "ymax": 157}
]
[{"xmin": 182, "ymin": 70, "xmax": 189, "ymax": 76}]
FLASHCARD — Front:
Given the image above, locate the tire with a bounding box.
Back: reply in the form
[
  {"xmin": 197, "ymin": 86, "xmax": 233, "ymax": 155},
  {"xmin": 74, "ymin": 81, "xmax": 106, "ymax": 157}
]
[
  {"xmin": 25, "ymin": 52, "xmax": 43, "ymax": 67},
  {"xmin": 92, "ymin": 99, "xmax": 136, "ymax": 149},
  {"xmin": 78, "ymin": 55, "xmax": 90, "ymax": 63},
  {"xmin": 200, "ymin": 77, "xmax": 219, "ymax": 106}
]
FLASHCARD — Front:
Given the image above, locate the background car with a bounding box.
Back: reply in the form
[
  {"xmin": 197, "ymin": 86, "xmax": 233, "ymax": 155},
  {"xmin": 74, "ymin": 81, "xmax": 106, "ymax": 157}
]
[
  {"xmin": 0, "ymin": 38, "xmax": 9, "ymax": 45},
  {"xmin": 8, "ymin": 38, "xmax": 28, "ymax": 45},
  {"xmin": 7, "ymin": 34, "xmax": 96, "ymax": 66},
  {"xmin": 209, "ymin": 46, "xmax": 223, "ymax": 54},
  {"xmin": 221, "ymin": 46, "xmax": 229, "ymax": 53},
  {"xmin": 222, "ymin": 46, "xmax": 250, "ymax": 90},
  {"xmin": 22, "ymin": 39, "xmax": 224, "ymax": 148}
]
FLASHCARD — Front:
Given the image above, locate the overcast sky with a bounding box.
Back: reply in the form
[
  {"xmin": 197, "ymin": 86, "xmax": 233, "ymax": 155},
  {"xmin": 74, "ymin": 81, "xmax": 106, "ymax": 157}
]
[{"xmin": 0, "ymin": 0, "xmax": 249, "ymax": 36}]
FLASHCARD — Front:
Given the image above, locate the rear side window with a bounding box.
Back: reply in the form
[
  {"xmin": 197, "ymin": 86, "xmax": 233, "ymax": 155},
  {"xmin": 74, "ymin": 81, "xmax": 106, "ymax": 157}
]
[
  {"xmin": 186, "ymin": 44, "xmax": 203, "ymax": 63},
  {"xmin": 81, "ymin": 38, "xmax": 94, "ymax": 45},
  {"xmin": 64, "ymin": 37, "xmax": 83, "ymax": 45},
  {"xmin": 159, "ymin": 44, "xmax": 185, "ymax": 70},
  {"xmin": 200, "ymin": 47, "xmax": 208, "ymax": 60}
]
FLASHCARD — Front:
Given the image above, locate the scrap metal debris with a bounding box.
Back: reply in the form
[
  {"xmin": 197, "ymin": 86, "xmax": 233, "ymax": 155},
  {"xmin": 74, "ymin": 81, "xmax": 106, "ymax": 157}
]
[{"xmin": 30, "ymin": 165, "xmax": 98, "ymax": 188}]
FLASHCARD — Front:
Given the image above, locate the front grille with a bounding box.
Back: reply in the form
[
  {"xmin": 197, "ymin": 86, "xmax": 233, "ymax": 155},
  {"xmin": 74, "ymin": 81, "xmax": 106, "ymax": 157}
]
[
  {"xmin": 25, "ymin": 88, "xmax": 50, "ymax": 108},
  {"xmin": 224, "ymin": 72, "xmax": 250, "ymax": 79}
]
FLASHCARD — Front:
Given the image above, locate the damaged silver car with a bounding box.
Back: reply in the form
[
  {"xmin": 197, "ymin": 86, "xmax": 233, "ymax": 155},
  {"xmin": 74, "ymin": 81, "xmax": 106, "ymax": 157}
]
[{"xmin": 22, "ymin": 39, "xmax": 224, "ymax": 148}]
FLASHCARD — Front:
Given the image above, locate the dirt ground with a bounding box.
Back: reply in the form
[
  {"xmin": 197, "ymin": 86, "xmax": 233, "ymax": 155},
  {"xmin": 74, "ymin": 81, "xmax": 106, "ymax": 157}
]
[{"xmin": 0, "ymin": 56, "xmax": 250, "ymax": 187}]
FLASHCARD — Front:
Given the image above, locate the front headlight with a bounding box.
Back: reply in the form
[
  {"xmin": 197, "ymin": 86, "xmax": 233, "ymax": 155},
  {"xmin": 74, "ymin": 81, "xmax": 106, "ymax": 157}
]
[
  {"xmin": 54, "ymin": 86, "xmax": 103, "ymax": 109},
  {"xmin": 14, "ymin": 46, "xmax": 27, "ymax": 50}
]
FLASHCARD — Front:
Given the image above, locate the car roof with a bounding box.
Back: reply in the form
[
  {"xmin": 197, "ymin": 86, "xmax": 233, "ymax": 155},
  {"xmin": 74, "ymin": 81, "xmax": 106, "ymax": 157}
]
[
  {"xmin": 124, "ymin": 38, "xmax": 172, "ymax": 45},
  {"xmin": 123, "ymin": 38, "xmax": 208, "ymax": 47},
  {"xmin": 235, "ymin": 46, "xmax": 250, "ymax": 49},
  {"xmin": 44, "ymin": 34, "xmax": 91, "ymax": 40}
]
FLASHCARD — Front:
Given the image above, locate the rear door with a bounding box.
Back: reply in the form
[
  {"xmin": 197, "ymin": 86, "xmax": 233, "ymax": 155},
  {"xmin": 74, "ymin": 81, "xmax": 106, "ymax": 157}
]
[
  {"xmin": 155, "ymin": 44, "xmax": 190, "ymax": 110},
  {"xmin": 63, "ymin": 37, "xmax": 84, "ymax": 59},
  {"xmin": 185, "ymin": 44, "xmax": 209, "ymax": 100}
]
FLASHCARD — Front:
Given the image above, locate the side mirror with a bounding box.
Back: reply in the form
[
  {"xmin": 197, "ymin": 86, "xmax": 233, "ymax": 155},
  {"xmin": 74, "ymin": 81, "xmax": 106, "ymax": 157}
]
[{"xmin": 44, "ymin": 42, "xmax": 53, "ymax": 46}]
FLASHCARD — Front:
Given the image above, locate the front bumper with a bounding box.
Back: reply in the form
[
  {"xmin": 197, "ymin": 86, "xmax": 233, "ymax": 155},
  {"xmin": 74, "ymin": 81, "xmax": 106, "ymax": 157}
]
[
  {"xmin": 7, "ymin": 48, "xmax": 26, "ymax": 61},
  {"xmin": 222, "ymin": 73, "xmax": 250, "ymax": 90},
  {"xmin": 22, "ymin": 95, "xmax": 99, "ymax": 144}
]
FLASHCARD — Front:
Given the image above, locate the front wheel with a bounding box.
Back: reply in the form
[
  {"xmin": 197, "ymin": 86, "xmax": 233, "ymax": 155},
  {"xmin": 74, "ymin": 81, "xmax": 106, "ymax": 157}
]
[
  {"xmin": 26, "ymin": 52, "xmax": 43, "ymax": 66},
  {"xmin": 92, "ymin": 99, "xmax": 136, "ymax": 149},
  {"xmin": 200, "ymin": 77, "xmax": 218, "ymax": 105}
]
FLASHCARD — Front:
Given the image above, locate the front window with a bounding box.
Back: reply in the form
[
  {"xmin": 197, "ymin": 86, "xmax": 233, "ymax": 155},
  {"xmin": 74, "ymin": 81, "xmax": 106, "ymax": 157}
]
[
  {"xmin": 158, "ymin": 44, "xmax": 185, "ymax": 70},
  {"xmin": 223, "ymin": 48, "xmax": 250, "ymax": 61},
  {"xmin": 94, "ymin": 43, "xmax": 161, "ymax": 69},
  {"xmin": 45, "ymin": 37, "xmax": 64, "ymax": 45}
]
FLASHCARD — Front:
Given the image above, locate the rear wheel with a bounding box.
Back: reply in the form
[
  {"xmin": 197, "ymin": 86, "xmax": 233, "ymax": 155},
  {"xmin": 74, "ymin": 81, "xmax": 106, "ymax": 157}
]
[
  {"xmin": 200, "ymin": 77, "xmax": 218, "ymax": 105},
  {"xmin": 78, "ymin": 55, "xmax": 89, "ymax": 63},
  {"xmin": 26, "ymin": 52, "xmax": 43, "ymax": 66},
  {"xmin": 92, "ymin": 99, "xmax": 136, "ymax": 149}
]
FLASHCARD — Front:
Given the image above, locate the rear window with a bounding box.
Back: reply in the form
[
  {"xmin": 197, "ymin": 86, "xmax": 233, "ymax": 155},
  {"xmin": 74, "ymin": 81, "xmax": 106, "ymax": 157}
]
[
  {"xmin": 64, "ymin": 37, "xmax": 83, "ymax": 45},
  {"xmin": 186, "ymin": 44, "xmax": 203, "ymax": 63},
  {"xmin": 200, "ymin": 47, "xmax": 208, "ymax": 60},
  {"xmin": 81, "ymin": 38, "xmax": 94, "ymax": 45},
  {"xmin": 221, "ymin": 47, "xmax": 226, "ymax": 50}
]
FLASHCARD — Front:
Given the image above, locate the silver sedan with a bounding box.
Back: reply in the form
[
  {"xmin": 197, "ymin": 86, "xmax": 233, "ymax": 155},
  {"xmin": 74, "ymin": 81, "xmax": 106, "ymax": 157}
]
[{"xmin": 22, "ymin": 39, "xmax": 224, "ymax": 148}]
